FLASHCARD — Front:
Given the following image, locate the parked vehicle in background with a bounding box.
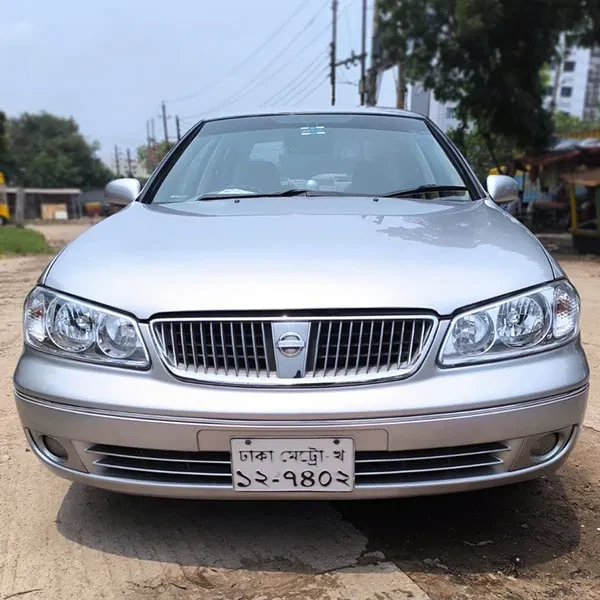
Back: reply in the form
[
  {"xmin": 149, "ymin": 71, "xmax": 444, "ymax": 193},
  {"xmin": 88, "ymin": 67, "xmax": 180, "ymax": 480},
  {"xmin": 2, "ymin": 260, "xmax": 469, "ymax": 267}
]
[
  {"xmin": 0, "ymin": 171, "xmax": 8, "ymax": 225},
  {"xmin": 0, "ymin": 201, "xmax": 8, "ymax": 225},
  {"xmin": 14, "ymin": 108, "xmax": 588, "ymax": 500}
]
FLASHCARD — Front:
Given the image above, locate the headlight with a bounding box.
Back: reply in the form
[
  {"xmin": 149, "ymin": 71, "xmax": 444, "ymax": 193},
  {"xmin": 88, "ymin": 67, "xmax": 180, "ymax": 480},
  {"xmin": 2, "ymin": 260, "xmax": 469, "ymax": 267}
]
[
  {"xmin": 440, "ymin": 281, "xmax": 579, "ymax": 366},
  {"xmin": 24, "ymin": 287, "xmax": 149, "ymax": 368}
]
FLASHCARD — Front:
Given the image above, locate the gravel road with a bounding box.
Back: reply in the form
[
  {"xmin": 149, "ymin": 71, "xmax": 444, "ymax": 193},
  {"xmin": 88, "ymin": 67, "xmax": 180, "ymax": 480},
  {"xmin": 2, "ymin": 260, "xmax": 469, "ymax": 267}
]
[{"xmin": 1, "ymin": 224, "xmax": 598, "ymax": 600}]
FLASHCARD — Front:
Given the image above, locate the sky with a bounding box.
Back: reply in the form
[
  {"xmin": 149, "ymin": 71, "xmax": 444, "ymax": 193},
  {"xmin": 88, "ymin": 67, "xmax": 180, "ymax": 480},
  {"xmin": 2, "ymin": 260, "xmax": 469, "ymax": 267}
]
[{"xmin": 0, "ymin": 0, "xmax": 398, "ymax": 166}]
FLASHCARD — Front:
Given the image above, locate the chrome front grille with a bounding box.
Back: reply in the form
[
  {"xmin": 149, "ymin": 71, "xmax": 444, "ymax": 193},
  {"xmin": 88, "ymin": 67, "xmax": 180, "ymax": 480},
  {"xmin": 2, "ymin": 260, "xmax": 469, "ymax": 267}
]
[
  {"xmin": 308, "ymin": 319, "xmax": 431, "ymax": 377},
  {"xmin": 151, "ymin": 314, "xmax": 437, "ymax": 386},
  {"xmin": 354, "ymin": 442, "xmax": 510, "ymax": 485},
  {"xmin": 86, "ymin": 444, "xmax": 231, "ymax": 486},
  {"xmin": 153, "ymin": 320, "xmax": 272, "ymax": 378},
  {"xmin": 85, "ymin": 442, "xmax": 510, "ymax": 487}
]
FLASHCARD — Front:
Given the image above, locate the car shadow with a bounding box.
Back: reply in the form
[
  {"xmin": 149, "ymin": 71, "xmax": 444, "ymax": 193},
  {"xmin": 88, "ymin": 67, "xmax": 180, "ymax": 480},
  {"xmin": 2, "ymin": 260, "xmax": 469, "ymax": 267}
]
[
  {"xmin": 56, "ymin": 489, "xmax": 369, "ymax": 573},
  {"xmin": 56, "ymin": 468, "xmax": 582, "ymax": 576},
  {"xmin": 335, "ymin": 469, "xmax": 582, "ymax": 576}
]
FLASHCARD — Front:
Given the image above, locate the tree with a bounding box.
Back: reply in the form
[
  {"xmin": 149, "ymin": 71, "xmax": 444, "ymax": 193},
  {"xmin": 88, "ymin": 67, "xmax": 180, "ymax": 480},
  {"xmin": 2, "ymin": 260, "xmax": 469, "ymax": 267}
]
[
  {"xmin": 5, "ymin": 112, "xmax": 113, "ymax": 188},
  {"xmin": 378, "ymin": 0, "xmax": 597, "ymax": 168},
  {"xmin": 448, "ymin": 126, "xmax": 515, "ymax": 182},
  {"xmin": 568, "ymin": 0, "xmax": 600, "ymax": 48},
  {"xmin": 553, "ymin": 111, "xmax": 600, "ymax": 134},
  {"xmin": 0, "ymin": 111, "xmax": 11, "ymax": 176},
  {"xmin": 137, "ymin": 141, "xmax": 175, "ymax": 173}
]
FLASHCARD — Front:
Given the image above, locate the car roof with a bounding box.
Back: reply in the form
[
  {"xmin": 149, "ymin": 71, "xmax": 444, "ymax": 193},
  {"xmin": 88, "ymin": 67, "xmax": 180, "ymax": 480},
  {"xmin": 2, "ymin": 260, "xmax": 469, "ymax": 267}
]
[{"xmin": 194, "ymin": 105, "xmax": 425, "ymax": 125}]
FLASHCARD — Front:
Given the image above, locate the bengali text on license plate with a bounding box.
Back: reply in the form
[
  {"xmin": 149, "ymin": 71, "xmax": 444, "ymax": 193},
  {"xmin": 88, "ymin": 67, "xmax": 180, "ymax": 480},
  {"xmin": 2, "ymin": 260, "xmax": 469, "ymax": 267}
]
[{"xmin": 230, "ymin": 437, "xmax": 355, "ymax": 492}]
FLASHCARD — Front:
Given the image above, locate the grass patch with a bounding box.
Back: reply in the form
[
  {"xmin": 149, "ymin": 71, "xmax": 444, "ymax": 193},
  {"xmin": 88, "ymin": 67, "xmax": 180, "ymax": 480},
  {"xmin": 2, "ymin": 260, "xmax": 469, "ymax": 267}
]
[{"xmin": 0, "ymin": 226, "xmax": 53, "ymax": 256}]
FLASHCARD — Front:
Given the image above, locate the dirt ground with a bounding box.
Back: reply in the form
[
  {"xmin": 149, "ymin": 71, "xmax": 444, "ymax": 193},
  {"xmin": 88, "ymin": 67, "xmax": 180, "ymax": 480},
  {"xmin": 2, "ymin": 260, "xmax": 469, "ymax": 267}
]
[{"xmin": 0, "ymin": 223, "xmax": 599, "ymax": 600}]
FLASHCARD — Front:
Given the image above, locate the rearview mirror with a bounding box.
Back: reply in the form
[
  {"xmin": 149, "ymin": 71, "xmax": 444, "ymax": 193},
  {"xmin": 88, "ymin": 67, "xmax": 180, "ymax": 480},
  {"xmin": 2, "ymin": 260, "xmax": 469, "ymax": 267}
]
[
  {"xmin": 486, "ymin": 174, "xmax": 518, "ymax": 204},
  {"xmin": 104, "ymin": 178, "xmax": 141, "ymax": 206}
]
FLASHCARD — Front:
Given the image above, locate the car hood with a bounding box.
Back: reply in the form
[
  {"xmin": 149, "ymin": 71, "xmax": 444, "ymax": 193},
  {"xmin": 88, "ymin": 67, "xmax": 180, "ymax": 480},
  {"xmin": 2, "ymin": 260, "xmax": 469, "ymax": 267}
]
[{"xmin": 45, "ymin": 197, "xmax": 554, "ymax": 319}]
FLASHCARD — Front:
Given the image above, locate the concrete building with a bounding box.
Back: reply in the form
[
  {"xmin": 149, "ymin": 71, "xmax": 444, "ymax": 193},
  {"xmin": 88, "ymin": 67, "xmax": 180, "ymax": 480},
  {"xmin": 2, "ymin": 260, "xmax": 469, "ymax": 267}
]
[
  {"xmin": 407, "ymin": 44, "xmax": 600, "ymax": 129},
  {"xmin": 111, "ymin": 154, "xmax": 148, "ymax": 179},
  {"xmin": 405, "ymin": 82, "xmax": 459, "ymax": 132},
  {"xmin": 545, "ymin": 45, "xmax": 591, "ymax": 118},
  {"xmin": 584, "ymin": 48, "xmax": 600, "ymax": 119}
]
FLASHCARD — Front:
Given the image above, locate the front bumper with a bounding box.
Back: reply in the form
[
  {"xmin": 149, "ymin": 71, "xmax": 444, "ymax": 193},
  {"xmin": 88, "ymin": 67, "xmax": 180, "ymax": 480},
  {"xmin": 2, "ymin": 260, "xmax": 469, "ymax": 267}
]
[
  {"xmin": 14, "ymin": 335, "xmax": 589, "ymax": 499},
  {"xmin": 15, "ymin": 383, "xmax": 588, "ymax": 500}
]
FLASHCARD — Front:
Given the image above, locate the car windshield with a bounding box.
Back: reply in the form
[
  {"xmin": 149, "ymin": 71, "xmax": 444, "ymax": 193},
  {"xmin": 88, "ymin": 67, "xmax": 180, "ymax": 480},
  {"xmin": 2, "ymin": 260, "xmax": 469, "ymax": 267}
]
[{"xmin": 150, "ymin": 114, "xmax": 471, "ymax": 204}]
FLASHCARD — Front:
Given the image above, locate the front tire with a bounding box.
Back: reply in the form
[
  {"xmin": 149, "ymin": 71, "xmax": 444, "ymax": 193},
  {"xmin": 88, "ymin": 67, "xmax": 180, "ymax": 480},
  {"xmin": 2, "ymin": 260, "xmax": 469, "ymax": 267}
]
[{"xmin": 0, "ymin": 216, "xmax": 6, "ymax": 226}]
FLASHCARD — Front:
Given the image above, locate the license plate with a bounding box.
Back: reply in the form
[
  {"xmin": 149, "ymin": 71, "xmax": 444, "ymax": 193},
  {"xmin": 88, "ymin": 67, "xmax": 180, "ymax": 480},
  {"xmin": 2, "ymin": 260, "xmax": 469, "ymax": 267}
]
[{"xmin": 230, "ymin": 437, "xmax": 355, "ymax": 492}]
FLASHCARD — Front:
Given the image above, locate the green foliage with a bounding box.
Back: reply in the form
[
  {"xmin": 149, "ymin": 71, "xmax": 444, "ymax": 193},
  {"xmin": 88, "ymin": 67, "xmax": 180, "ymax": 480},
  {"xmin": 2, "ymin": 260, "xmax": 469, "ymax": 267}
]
[
  {"xmin": 567, "ymin": 0, "xmax": 600, "ymax": 48},
  {"xmin": 0, "ymin": 111, "xmax": 11, "ymax": 175},
  {"xmin": 4, "ymin": 112, "xmax": 114, "ymax": 189},
  {"xmin": 378, "ymin": 0, "xmax": 600, "ymax": 156},
  {"xmin": 448, "ymin": 126, "xmax": 515, "ymax": 182},
  {"xmin": 553, "ymin": 111, "xmax": 600, "ymax": 134},
  {"xmin": 137, "ymin": 141, "xmax": 175, "ymax": 173},
  {"xmin": 0, "ymin": 227, "xmax": 53, "ymax": 256}
]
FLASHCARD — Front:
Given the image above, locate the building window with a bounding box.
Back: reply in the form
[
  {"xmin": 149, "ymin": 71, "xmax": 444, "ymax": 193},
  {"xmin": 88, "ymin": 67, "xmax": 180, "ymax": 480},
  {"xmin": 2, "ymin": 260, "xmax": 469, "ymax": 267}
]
[
  {"xmin": 563, "ymin": 60, "xmax": 576, "ymax": 72},
  {"xmin": 560, "ymin": 86, "xmax": 573, "ymax": 98},
  {"xmin": 546, "ymin": 86, "xmax": 554, "ymax": 96},
  {"xmin": 445, "ymin": 107, "xmax": 456, "ymax": 119}
]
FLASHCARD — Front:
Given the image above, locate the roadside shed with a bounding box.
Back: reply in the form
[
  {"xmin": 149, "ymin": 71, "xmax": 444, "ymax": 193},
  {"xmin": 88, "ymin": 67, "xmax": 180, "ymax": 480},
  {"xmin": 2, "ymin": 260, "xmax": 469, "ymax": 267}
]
[
  {"xmin": 561, "ymin": 168, "xmax": 600, "ymax": 254},
  {"xmin": 4, "ymin": 188, "xmax": 83, "ymax": 220}
]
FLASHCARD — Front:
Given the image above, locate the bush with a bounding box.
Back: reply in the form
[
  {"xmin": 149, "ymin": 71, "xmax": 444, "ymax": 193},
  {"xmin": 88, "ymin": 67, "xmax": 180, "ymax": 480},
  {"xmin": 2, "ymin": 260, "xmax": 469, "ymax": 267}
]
[{"xmin": 0, "ymin": 227, "xmax": 53, "ymax": 255}]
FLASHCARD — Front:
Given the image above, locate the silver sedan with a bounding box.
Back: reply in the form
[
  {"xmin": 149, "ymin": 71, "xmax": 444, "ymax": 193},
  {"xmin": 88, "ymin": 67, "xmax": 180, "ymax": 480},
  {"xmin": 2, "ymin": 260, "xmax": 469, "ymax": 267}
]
[{"xmin": 14, "ymin": 108, "xmax": 588, "ymax": 499}]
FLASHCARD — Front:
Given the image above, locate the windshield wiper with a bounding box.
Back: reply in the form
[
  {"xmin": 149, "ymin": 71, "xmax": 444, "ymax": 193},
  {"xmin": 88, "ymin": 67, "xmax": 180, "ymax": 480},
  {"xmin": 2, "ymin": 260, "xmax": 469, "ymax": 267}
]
[
  {"xmin": 381, "ymin": 184, "xmax": 469, "ymax": 198},
  {"xmin": 193, "ymin": 188, "xmax": 349, "ymax": 201}
]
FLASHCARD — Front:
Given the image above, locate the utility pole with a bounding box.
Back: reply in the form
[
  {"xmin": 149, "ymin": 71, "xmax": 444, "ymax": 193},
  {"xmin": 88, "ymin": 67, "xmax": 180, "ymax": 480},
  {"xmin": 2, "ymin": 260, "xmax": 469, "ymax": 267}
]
[
  {"xmin": 114, "ymin": 145, "xmax": 121, "ymax": 177},
  {"xmin": 360, "ymin": 0, "xmax": 367, "ymax": 105},
  {"xmin": 126, "ymin": 148, "xmax": 133, "ymax": 177},
  {"xmin": 150, "ymin": 118, "xmax": 157, "ymax": 169},
  {"xmin": 335, "ymin": 0, "xmax": 367, "ymax": 105},
  {"xmin": 329, "ymin": 0, "xmax": 338, "ymax": 106},
  {"xmin": 14, "ymin": 167, "xmax": 26, "ymax": 227},
  {"xmin": 396, "ymin": 62, "xmax": 406, "ymax": 109},
  {"xmin": 15, "ymin": 187, "xmax": 25, "ymax": 227},
  {"xmin": 175, "ymin": 115, "xmax": 181, "ymax": 141},
  {"xmin": 161, "ymin": 100, "xmax": 169, "ymax": 145},
  {"xmin": 145, "ymin": 120, "xmax": 152, "ymax": 172},
  {"xmin": 366, "ymin": 0, "xmax": 380, "ymax": 106}
]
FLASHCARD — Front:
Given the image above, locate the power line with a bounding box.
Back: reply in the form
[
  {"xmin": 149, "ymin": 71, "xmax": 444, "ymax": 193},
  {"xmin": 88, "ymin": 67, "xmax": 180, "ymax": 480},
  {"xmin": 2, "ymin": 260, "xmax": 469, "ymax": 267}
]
[
  {"xmin": 181, "ymin": 18, "xmax": 332, "ymax": 119},
  {"xmin": 291, "ymin": 72, "xmax": 329, "ymax": 106},
  {"xmin": 167, "ymin": 0, "xmax": 314, "ymax": 104},
  {"xmin": 202, "ymin": 2, "xmax": 331, "ymax": 112},
  {"xmin": 179, "ymin": 0, "xmax": 359, "ymax": 120},
  {"xmin": 286, "ymin": 66, "xmax": 330, "ymax": 105},
  {"xmin": 261, "ymin": 50, "xmax": 328, "ymax": 106},
  {"xmin": 278, "ymin": 64, "xmax": 330, "ymax": 105},
  {"xmin": 338, "ymin": 68, "xmax": 355, "ymax": 84},
  {"xmin": 343, "ymin": 0, "xmax": 356, "ymax": 48}
]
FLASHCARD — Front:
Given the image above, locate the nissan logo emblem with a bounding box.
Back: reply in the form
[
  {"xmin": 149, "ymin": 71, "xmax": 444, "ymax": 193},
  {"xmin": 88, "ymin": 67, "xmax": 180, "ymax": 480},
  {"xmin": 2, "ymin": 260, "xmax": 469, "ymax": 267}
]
[{"xmin": 276, "ymin": 332, "xmax": 305, "ymax": 358}]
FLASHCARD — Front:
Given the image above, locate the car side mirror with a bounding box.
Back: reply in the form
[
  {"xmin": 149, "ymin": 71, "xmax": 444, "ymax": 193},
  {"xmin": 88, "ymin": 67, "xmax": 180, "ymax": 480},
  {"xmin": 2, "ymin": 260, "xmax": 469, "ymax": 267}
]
[
  {"xmin": 104, "ymin": 178, "xmax": 141, "ymax": 206},
  {"xmin": 486, "ymin": 174, "xmax": 519, "ymax": 204}
]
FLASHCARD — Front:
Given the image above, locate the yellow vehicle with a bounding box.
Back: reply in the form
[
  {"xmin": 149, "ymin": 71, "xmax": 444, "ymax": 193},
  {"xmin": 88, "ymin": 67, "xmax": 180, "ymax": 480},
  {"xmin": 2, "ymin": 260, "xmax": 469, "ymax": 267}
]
[{"xmin": 0, "ymin": 171, "xmax": 8, "ymax": 225}]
